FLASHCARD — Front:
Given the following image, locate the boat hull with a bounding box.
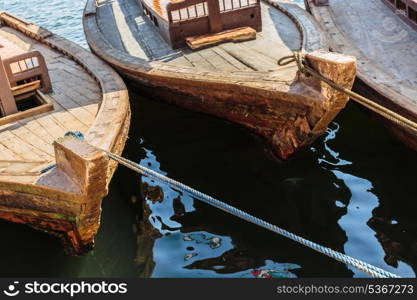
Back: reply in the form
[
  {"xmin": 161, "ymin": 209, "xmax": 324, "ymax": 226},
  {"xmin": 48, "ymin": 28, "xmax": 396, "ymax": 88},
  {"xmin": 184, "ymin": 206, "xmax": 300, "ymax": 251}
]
[
  {"xmin": 305, "ymin": 0, "xmax": 417, "ymax": 152},
  {"xmin": 84, "ymin": 0, "xmax": 356, "ymax": 159},
  {"xmin": 353, "ymin": 78, "xmax": 417, "ymax": 151},
  {"xmin": 0, "ymin": 12, "xmax": 130, "ymax": 255}
]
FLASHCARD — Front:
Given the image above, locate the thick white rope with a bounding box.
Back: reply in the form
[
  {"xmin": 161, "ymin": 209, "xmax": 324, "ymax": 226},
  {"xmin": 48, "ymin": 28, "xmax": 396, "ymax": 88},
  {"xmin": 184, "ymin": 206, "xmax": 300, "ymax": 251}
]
[{"xmin": 97, "ymin": 146, "xmax": 400, "ymax": 278}]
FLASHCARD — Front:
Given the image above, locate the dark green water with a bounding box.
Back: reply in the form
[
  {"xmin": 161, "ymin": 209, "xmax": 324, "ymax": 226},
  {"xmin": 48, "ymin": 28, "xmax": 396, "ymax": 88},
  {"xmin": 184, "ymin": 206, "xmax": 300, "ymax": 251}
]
[{"xmin": 0, "ymin": 0, "xmax": 416, "ymax": 278}]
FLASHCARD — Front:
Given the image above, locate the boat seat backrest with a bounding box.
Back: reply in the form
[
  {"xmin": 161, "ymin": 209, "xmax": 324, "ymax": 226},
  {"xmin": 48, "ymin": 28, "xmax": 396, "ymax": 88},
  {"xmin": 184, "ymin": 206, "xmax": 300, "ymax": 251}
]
[
  {"xmin": 1, "ymin": 51, "xmax": 52, "ymax": 94},
  {"xmin": 0, "ymin": 56, "xmax": 18, "ymax": 116},
  {"xmin": 0, "ymin": 51, "xmax": 52, "ymax": 117},
  {"xmin": 140, "ymin": 0, "xmax": 261, "ymax": 48}
]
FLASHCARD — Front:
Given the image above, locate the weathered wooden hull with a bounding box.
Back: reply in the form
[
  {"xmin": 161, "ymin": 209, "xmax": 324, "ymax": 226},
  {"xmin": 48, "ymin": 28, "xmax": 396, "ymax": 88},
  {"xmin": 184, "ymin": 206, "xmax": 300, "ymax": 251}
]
[
  {"xmin": 305, "ymin": 0, "xmax": 417, "ymax": 151},
  {"xmin": 353, "ymin": 78, "xmax": 417, "ymax": 151},
  {"xmin": 83, "ymin": 0, "xmax": 356, "ymax": 159},
  {"xmin": 0, "ymin": 12, "xmax": 130, "ymax": 255}
]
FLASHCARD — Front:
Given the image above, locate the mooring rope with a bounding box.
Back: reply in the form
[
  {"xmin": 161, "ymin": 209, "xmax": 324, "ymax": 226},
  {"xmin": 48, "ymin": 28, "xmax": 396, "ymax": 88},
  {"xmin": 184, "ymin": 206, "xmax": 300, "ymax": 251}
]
[
  {"xmin": 57, "ymin": 130, "xmax": 394, "ymax": 278},
  {"xmin": 100, "ymin": 148, "xmax": 400, "ymax": 278},
  {"xmin": 278, "ymin": 52, "xmax": 417, "ymax": 134},
  {"xmin": 40, "ymin": 132, "xmax": 86, "ymax": 174}
]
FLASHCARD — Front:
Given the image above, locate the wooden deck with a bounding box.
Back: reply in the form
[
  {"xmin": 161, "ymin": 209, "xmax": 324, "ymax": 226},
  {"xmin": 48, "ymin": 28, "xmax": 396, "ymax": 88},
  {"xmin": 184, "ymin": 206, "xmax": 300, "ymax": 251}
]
[
  {"xmin": 96, "ymin": 0, "xmax": 302, "ymax": 71},
  {"xmin": 329, "ymin": 0, "xmax": 417, "ymax": 88},
  {"xmin": 0, "ymin": 11, "xmax": 130, "ymax": 254},
  {"xmin": 306, "ymin": 0, "xmax": 417, "ymax": 113},
  {"xmin": 306, "ymin": 0, "xmax": 417, "ymax": 149},
  {"xmin": 0, "ymin": 26, "xmax": 101, "ymax": 183},
  {"xmin": 85, "ymin": 0, "xmax": 352, "ymax": 160}
]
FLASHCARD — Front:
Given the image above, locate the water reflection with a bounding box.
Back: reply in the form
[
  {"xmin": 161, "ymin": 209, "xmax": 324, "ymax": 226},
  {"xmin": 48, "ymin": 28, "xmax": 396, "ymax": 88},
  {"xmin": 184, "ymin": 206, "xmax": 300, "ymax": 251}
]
[
  {"xmin": 0, "ymin": 0, "xmax": 415, "ymax": 278},
  {"xmin": 0, "ymin": 0, "xmax": 87, "ymax": 47},
  {"xmin": 0, "ymin": 49, "xmax": 415, "ymax": 280},
  {"xmin": 318, "ymin": 124, "xmax": 415, "ymax": 277},
  {"xmin": 126, "ymin": 86, "xmax": 416, "ymax": 278},
  {"xmin": 122, "ymin": 87, "xmax": 349, "ymax": 278},
  {"xmin": 136, "ymin": 144, "xmax": 302, "ymax": 278}
]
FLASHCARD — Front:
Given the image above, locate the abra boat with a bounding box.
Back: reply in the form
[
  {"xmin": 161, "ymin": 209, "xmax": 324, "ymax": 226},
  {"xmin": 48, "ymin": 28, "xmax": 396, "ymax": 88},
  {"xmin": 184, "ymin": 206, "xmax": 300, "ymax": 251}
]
[
  {"xmin": 0, "ymin": 11, "xmax": 130, "ymax": 254},
  {"xmin": 83, "ymin": 0, "xmax": 356, "ymax": 159},
  {"xmin": 306, "ymin": 0, "xmax": 417, "ymax": 150}
]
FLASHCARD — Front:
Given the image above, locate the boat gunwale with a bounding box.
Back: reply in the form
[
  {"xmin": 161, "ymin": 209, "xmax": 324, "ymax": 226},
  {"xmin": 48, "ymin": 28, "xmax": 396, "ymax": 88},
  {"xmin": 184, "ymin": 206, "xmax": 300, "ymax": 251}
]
[
  {"xmin": 83, "ymin": 0, "xmax": 329, "ymax": 88},
  {"xmin": 305, "ymin": 0, "xmax": 417, "ymax": 122}
]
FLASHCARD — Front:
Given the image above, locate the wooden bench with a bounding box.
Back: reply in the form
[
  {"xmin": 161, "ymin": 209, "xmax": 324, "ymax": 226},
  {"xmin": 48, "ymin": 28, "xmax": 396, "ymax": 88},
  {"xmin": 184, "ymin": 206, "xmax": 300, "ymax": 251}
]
[
  {"xmin": 185, "ymin": 26, "xmax": 256, "ymax": 49},
  {"xmin": 0, "ymin": 43, "xmax": 52, "ymax": 117},
  {"xmin": 139, "ymin": 0, "xmax": 261, "ymax": 48}
]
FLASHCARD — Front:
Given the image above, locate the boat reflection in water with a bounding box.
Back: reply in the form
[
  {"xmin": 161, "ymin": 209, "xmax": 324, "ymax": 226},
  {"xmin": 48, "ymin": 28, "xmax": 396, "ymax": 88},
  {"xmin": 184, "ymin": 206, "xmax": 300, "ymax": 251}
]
[
  {"xmin": 0, "ymin": 87, "xmax": 415, "ymax": 278},
  {"xmin": 125, "ymin": 92, "xmax": 416, "ymax": 278},
  {"xmin": 1, "ymin": 0, "xmax": 415, "ymax": 278}
]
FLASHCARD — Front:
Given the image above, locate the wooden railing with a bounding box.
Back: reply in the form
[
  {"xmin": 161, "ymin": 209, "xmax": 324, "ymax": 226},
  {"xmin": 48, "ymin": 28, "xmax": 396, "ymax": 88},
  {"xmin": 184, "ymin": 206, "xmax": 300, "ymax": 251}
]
[
  {"xmin": 167, "ymin": 0, "xmax": 209, "ymax": 23},
  {"xmin": 139, "ymin": 0, "xmax": 261, "ymax": 48},
  {"xmin": 167, "ymin": 0, "xmax": 258, "ymax": 23},
  {"xmin": 218, "ymin": 0, "xmax": 258, "ymax": 12}
]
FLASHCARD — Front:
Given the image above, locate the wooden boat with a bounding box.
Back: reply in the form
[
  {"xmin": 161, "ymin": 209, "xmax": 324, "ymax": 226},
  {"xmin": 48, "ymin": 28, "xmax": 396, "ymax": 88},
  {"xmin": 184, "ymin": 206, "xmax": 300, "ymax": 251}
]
[
  {"xmin": 305, "ymin": 0, "xmax": 417, "ymax": 150},
  {"xmin": 83, "ymin": 0, "xmax": 357, "ymax": 159},
  {"xmin": 0, "ymin": 11, "xmax": 130, "ymax": 255}
]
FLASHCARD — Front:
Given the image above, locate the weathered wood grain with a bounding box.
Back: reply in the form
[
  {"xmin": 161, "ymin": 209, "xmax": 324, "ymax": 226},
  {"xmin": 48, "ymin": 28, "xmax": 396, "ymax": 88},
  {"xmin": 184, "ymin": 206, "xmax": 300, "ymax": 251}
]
[
  {"xmin": 306, "ymin": 0, "xmax": 417, "ymax": 150},
  {"xmin": 0, "ymin": 11, "xmax": 130, "ymax": 255},
  {"xmin": 85, "ymin": 0, "xmax": 356, "ymax": 161},
  {"xmin": 185, "ymin": 27, "xmax": 256, "ymax": 50}
]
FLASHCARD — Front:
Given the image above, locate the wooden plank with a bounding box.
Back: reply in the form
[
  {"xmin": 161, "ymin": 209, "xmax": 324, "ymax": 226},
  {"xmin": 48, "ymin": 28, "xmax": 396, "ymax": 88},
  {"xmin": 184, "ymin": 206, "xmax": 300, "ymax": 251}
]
[
  {"xmin": 0, "ymin": 161, "xmax": 48, "ymax": 176},
  {"xmin": 11, "ymin": 80, "xmax": 41, "ymax": 97},
  {"xmin": 17, "ymin": 117, "xmax": 55, "ymax": 146},
  {"xmin": 164, "ymin": 55, "xmax": 195, "ymax": 68},
  {"xmin": 48, "ymin": 105, "xmax": 90, "ymax": 134},
  {"xmin": 15, "ymin": 91, "xmax": 36, "ymax": 102},
  {"xmin": 52, "ymin": 93, "xmax": 96, "ymax": 127},
  {"xmin": 33, "ymin": 112, "xmax": 68, "ymax": 140},
  {"xmin": 0, "ymin": 103, "xmax": 53, "ymax": 126},
  {"xmin": 186, "ymin": 27, "xmax": 256, "ymax": 50},
  {"xmin": 197, "ymin": 48, "xmax": 239, "ymax": 71},
  {"xmin": 247, "ymin": 38, "xmax": 293, "ymax": 61},
  {"xmin": 52, "ymin": 66, "xmax": 98, "ymax": 93},
  {"xmin": 0, "ymin": 8, "xmax": 130, "ymax": 250},
  {"xmin": 0, "ymin": 132, "xmax": 49, "ymax": 161},
  {"xmin": 0, "ymin": 174, "xmax": 38, "ymax": 183},
  {"xmin": 219, "ymin": 43, "xmax": 278, "ymax": 71},
  {"xmin": 210, "ymin": 47, "xmax": 253, "ymax": 71},
  {"xmin": 111, "ymin": 0, "xmax": 150, "ymax": 58},
  {"xmin": 0, "ymin": 143, "xmax": 18, "ymax": 160},
  {"xmin": 182, "ymin": 51, "xmax": 215, "ymax": 69},
  {"xmin": 0, "ymin": 58, "xmax": 18, "ymax": 116},
  {"xmin": 5, "ymin": 124, "xmax": 55, "ymax": 158},
  {"xmin": 85, "ymin": 0, "xmax": 97, "ymax": 16}
]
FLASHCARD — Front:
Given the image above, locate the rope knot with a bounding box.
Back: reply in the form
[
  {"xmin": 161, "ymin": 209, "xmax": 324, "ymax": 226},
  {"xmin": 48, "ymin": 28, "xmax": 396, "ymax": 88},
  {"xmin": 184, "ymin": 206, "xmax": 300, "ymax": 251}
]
[
  {"xmin": 277, "ymin": 51, "xmax": 307, "ymax": 74},
  {"xmin": 65, "ymin": 131, "xmax": 85, "ymax": 141}
]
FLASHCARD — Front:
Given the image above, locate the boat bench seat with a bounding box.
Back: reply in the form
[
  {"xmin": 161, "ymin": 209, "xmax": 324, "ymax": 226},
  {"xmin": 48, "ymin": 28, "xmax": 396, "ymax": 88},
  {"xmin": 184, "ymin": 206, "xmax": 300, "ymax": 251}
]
[
  {"xmin": 139, "ymin": 0, "xmax": 261, "ymax": 48},
  {"xmin": 141, "ymin": 0, "xmax": 258, "ymax": 22},
  {"xmin": 185, "ymin": 26, "xmax": 256, "ymax": 49},
  {"xmin": 0, "ymin": 39, "xmax": 52, "ymax": 117},
  {"xmin": 11, "ymin": 80, "xmax": 41, "ymax": 99}
]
